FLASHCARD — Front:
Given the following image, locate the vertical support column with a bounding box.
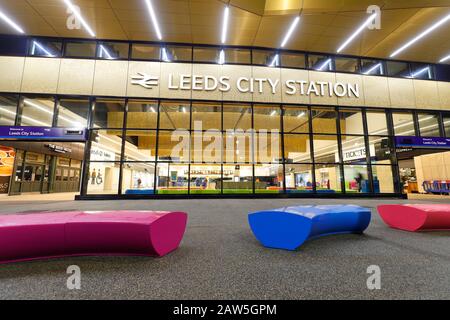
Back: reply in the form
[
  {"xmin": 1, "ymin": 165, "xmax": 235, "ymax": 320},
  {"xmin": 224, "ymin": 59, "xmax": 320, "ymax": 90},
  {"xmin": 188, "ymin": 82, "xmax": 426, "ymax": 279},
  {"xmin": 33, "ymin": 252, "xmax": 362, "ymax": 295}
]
[
  {"xmin": 308, "ymin": 106, "xmax": 317, "ymax": 193},
  {"xmin": 386, "ymin": 109, "xmax": 402, "ymax": 195},
  {"xmin": 362, "ymin": 109, "xmax": 375, "ymax": 194},
  {"xmin": 335, "ymin": 107, "xmax": 346, "ymax": 194}
]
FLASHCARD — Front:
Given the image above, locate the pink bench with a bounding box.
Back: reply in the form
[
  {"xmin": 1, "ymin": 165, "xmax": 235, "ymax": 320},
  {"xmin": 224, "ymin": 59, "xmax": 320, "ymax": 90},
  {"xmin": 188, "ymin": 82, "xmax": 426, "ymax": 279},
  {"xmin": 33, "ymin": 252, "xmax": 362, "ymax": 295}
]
[
  {"xmin": 377, "ymin": 204, "xmax": 450, "ymax": 232},
  {"xmin": 0, "ymin": 211, "xmax": 188, "ymax": 264}
]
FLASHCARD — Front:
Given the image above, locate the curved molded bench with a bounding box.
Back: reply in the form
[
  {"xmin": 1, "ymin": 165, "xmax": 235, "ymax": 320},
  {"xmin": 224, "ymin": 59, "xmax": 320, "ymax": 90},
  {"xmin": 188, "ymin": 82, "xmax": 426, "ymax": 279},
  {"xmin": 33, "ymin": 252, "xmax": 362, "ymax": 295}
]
[
  {"xmin": 0, "ymin": 211, "xmax": 187, "ymax": 264},
  {"xmin": 248, "ymin": 205, "xmax": 371, "ymax": 250},
  {"xmin": 377, "ymin": 204, "xmax": 450, "ymax": 232}
]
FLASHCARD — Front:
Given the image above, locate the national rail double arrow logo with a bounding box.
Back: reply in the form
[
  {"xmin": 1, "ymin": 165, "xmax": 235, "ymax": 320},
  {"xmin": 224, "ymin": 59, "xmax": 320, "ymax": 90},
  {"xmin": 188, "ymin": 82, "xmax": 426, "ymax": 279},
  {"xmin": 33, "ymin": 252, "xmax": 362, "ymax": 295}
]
[{"xmin": 131, "ymin": 72, "xmax": 159, "ymax": 89}]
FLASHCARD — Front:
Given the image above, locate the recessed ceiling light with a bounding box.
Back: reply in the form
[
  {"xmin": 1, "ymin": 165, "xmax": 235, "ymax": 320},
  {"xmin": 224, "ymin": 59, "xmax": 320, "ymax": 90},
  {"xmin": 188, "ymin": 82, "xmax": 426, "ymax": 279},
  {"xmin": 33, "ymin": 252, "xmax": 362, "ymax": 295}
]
[
  {"xmin": 280, "ymin": 16, "xmax": 300, "ymax": 48},
  {"xmin": 439, "ymin": 54, "xmax": 450, "ymax": 63},
  {"xmin": 221, "ymin": 6, "xmax": 230, "ymax": 44},
  {"xmin": 145, "ymin": 0, "xmax": 162, "ymax": 40},
  {"xmin": 390, "ymin": 13, "xmax": 450, "ymax": 58},
  {"xmin": 0, "ymin": 8, "xmax": 25, "ymax": 34},
  {"xmin": 337, "ymin": 13, "xmax": 377, "ymax": 53},
  {"xmin": 62, "ymin": 0, "xmax": 96, "ymax": 37}
]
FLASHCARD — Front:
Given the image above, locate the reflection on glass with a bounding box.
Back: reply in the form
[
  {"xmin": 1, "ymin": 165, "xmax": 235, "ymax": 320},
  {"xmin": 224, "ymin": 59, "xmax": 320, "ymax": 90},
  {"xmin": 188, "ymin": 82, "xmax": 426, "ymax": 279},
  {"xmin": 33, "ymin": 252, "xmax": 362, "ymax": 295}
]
[
  {"xmin": 157, "ymin": 131, "xmax": 190, "ymax": 162},
  {"xmin": 89, "ymin": 130, "xmax": 122, "ymax": 162},
  {"xmin": 92, "ymin": 99, "xmax": 125, "ymax": 128},
  {"xmin": 372, "ymin": 165, "xmax": 394, "ymax": 193},
  {"xmin": 285, "ymin": 164, "xmax": 313, "ymax": 192},
  {"xmin": 284, "ymin": 134, "xmax": 311, "ymax": 163},
  {"xmin": 222, "ymin": 164, "xmax": 253, "ymax": 193},
  {"xmin": 122, "ymin": 162, "xmax": 155, "ymax": 193},
  {"xmin": 20, "ymin": 96, "xmax": 55, "ymax": 127},
  {"xmin": 366, "ymin": 110, "xmax": 388, "ymax": 135},
  {"xmin": 361, "ymin": 59, "xmax": 384, "ymax": 75},
  {"xmin": 410, "ymin": 63, "xmax": 433, "ymax": 80},
  {"xmin": 0, "ymin": 94, "xmax": 18, "ymax": 125},
  {"xmin": 123, "ymin": 131, "xmax": 156, "ymax": 161},
  {"xmin": 253, "ymin": 50, "xmax": 278, "ymax": 66},
  {"xmin": 223, "ymin": 48, "xmax": 251, "ymax": 64},
  {"xmin": 341, "ymin": 136, "xmax": 366, "ymax": 164},
  {"xmin": 313, "ymin": 135, "xmax": 339, "ymax": 163},
  {"xmin": 86, "ymin": 162, "xmax": 120, "ymax": 194},
  {"xmin": 392, "ymin": 112, "xmax": 415, "ymax": 136},
  {"xmin": 29, "ymin": 39, "xmax": 61, "ymax": 57},
  {"xmin": 386, "ymin": 61, "xmax": 410, "ymax": 77},
  {"xmin": 192, "ymin": 102, "xmax": 221, "ymax": 130},
  {"xmin": 57, "ymin": 98, "xmax": 89, "ymax": 128},
  {"xmin": 418, "ymin": 113, "xmax": 440, "ymax": 137},
  {"xmin": 280, "ymin": 53, "xmax": 306, "ymax": 68},
  {"xmin": 159, "ymin": 101, "xmax": 190, "ymax": 130},
  {"xmin": 283, "ymin": 106, "xmax": 309, "ymax": 133},
  {"xmin": 253, "ymin": 105, "xmax": 281, "ymax": 131},
  {"xmin": 368, "ymin": 136, "xmax": 393, "ymax": 164},
  {"xmin": 223, "ymin": 104, "xmax": 252, "ymax": 131},
  {"xmin": 189, "ymin": 164, "xmax": 221, "ymax": 194},
  {"xmin": 255, "ymin": 164, "xmax": 283, "ymax": 193},
  {"xmin": 335, "ymin": 57, "xmax": 359, "ymax": 73},
  {"xmin": 311, "ymin": 107, "xmax": 337, "ymax": 134},
  {"xmin": 344, "ymin": 165, "xmax": 369, "ymax": 193},
  {"xmin": 161, "ymin": 46, "xmax": 192, "ymax": 62},
  {"xmin": 156, "ymin": 163, "xmax": 189, "ymax": 194},
  {"xmin": 127, "ymin": 100, "xmax": 158, "ymax": 129},
  {"xmin": 339, "ymin": 109, "xmax": 363, "ymax": 135},
  {"xmin": 193, "ymin": 47, "xmax": 220, "ymax": 63},
  {"xmin": 65, "ymin": 41, "xmax": 96, "ymax": 58},
  {"xmin": 97, "ymin": 42, "xmax": 129, "ymax": 59},
  {"xmin": 444, "ymin": 115, "xmax": 450, "ymax": 137},
  {"xmin": 131, "ymin": 44, "xmax": 160, "ymax": 60},
  {"xmin": 315, "ymin": 164, "xmax": 342, "ymax": 193},
  {"xmin": 309, "ymin": 55, "xmax": 333, "ymax": 71}
]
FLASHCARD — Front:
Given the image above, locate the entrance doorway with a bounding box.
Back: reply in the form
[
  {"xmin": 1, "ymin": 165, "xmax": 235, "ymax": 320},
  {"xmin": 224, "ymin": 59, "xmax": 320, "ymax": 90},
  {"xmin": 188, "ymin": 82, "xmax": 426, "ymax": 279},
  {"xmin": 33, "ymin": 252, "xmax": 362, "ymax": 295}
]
[
  {"xmin": 396, "ymin": 148, "xmax": 449, "ymax": 195},
  {"xmin": 0, "ymin": 141, "xmax": 85, "ymax": 196}
]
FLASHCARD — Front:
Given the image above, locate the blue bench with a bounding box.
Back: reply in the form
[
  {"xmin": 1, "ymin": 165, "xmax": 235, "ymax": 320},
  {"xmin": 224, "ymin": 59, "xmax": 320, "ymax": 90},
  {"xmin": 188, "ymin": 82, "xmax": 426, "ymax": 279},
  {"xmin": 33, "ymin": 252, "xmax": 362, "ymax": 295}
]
[
  {"xmin": 248, "ymin": 205, "xmax": 371, "ymax": 251},
  {"xmin": 124, "ymin": 189, "xmax": 155, "ymax": 195}
]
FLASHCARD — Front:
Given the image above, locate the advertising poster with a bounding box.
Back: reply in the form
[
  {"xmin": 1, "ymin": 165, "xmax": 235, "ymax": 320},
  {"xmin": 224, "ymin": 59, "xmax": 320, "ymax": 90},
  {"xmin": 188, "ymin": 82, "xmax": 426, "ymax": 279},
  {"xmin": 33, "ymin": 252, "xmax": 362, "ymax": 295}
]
[{"xmin": 0, "ymin": 146, "xmax": 16, "ymax": 194}]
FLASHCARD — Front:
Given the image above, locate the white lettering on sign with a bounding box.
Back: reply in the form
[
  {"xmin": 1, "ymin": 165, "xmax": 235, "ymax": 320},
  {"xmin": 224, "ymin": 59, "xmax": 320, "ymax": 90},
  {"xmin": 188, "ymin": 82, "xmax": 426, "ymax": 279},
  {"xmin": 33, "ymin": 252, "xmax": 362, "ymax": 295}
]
[{"xmin": 131, "ymin": 72, "xmax": 360, "ymax": 98}]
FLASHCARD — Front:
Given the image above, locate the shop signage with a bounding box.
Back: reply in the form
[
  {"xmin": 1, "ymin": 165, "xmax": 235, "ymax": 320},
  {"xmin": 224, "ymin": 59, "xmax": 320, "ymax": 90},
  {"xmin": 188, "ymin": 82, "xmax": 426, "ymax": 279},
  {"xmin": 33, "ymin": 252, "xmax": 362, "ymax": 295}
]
[
  {"xmin": 0, "ymin": 127, "xmax": 87, "ymax": 141},
  {"xmin": 46, "ymin": 144, "xmax": 72, "ymax": 154},
  {"xmin": 395, "ymin": 136, "xmax": 450, "ymax": 148},
  {"xmin": 90, "ymin": 147, "xmax": 115, "ymax": 161},
  {"xmin": 131, "ymin": 73, "xmax": 360, "ymax": 98},
  {"xmin": 338, "ymin": 144, "xmax": 376, "ymax": 162}
]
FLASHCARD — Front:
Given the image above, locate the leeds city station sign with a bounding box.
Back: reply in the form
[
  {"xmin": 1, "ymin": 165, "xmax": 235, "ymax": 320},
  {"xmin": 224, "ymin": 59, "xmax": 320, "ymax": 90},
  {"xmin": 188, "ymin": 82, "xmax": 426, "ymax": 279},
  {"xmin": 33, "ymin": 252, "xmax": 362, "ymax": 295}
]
[{"xmin": 131, "ymin": 72, "xmax": 360, "ymax": 98}]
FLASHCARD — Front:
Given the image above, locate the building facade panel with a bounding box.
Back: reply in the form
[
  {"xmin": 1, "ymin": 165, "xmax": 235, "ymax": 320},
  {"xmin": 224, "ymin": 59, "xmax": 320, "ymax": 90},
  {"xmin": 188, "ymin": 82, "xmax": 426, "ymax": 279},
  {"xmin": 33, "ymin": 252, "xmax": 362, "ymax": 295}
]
[{"xmin": 21, "ymin": 57, "xmax": 61, "ymax": 94}]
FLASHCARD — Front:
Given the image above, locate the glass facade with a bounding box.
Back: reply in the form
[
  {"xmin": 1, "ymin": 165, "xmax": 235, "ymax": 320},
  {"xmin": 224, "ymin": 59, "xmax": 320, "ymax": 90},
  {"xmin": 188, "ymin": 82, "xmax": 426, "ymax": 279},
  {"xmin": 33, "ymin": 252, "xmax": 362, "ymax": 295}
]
[
  {"xmin": 1, "ymin": 35, "xmax": 444, "ymax": 81},
  {"xmin": 1, "ymin": 93, "xmax": 450, "ymax": 197}
]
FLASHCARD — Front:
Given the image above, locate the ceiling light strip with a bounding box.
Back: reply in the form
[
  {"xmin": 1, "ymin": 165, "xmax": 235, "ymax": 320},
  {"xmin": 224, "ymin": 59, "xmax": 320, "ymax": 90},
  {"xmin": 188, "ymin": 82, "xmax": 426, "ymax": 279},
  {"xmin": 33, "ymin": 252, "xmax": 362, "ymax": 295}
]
[
  {"xmin": 439, "ymin": 54, "xmax": 450, "ymax": 63},
  {"xmin": 337, "ymin": 13, "xmax": 377, "ymax": 53},
  {"xmin": 221, "ymin": 6, "xmax": 230, "ymax": 44},
  {"xmin": 0, "ymin": 8, "xmax": 25, "ymax": 34},
  {"xmin": 62, "ymin": 0, "xmax": 96, "ymax": 37},
  {"xmin": 145, "ymin": 0, "xmax": 162, "ymax": 40},
  {"xmin": 390, "ymin": 13, "xmax": 450, "ymax": 58},
  {"xmin": 280, "ymin": 16, "xmax": 300, "ymax": 48}
]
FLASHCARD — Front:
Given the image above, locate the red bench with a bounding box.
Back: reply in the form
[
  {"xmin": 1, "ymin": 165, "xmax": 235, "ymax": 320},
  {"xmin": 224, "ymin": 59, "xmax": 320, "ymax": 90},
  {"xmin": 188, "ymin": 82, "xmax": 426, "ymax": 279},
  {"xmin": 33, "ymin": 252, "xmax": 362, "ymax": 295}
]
[
  {"xmin": 377, "ymin": 204, "xmax": 450, "ymax": 232},
  {"xmin": 0, "ymin": 211, "xmax": 187, "ymax": 264}
]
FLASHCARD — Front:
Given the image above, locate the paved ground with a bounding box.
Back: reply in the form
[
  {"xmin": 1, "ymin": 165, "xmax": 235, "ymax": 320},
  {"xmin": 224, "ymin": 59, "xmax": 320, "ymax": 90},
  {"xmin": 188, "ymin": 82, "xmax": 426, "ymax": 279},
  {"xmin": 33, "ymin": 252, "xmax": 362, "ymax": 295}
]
[{"xmin": 0, "ymin": 197, "xmax": 449, "ymax": 300}]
